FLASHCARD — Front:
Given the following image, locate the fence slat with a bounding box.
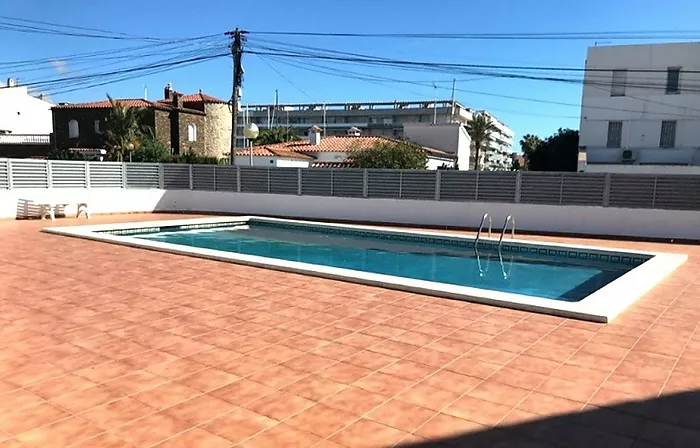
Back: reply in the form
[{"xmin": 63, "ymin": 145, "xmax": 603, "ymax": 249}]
[
  {"xmin": 268, "ymin": 168, "xmax": 299, "ymax": 195},
  {"xmin": 475, "ymin": 172, "xmax": 517, "ymax": 203},
  {"xmin": 367, "ymin": 170, "xmax": 401, "ymax": 199},
  {"xmin": 50, "ymin": 161, "xmax": 87, "ymax": 188},
  {"xmin": 609, "ymin": 174, "xmax": 655, "ymax": 208},
  {"xmin": 215, "ymin": 166, "xmax": 238, "ymax": 191},
  {"xmin": 653, "ymin": 175, "xmax": 700, "ymax": 210},
  {"xmin": 9, "ymin": 160, "xmax": 48, "ymax": 189},
  {"xmin": 331, "ymin": 169, "xmax": 364, "ymax": 197},
  {"xmin": 192, "ymin": 165, "xmax": 216, "ymax": 191},
  {"xmin": 519, "ymin": 173, "xmax": 562, "ymax": 204},
  {"xmin": 88, "ymin": 162, "xmax": 123, "ymax": 188},
  {"xmin": 438, "ymin": 171, "xmax": 477, "ymax": 201},
  {"xmin": 239, "ymin": 167, "xmax": 269, "ymax": 193},
  {"xmin": 561, "ymin": 173, "xmax": 606, "ymax": 206},
  {"xmin": 125, "ymin": 163, "xmax": 159, "ymax": 189},
  {"xmin": 0, "ymin": 159, "xmax": 8, "ymax": 189},
  {"xmin": 400, "ymin": 171, "xmax": 436, "ymax": 200},
  {"xmin": 162, "ymin": 164, "xmax": 190, "ymax": 189},
  {"xmin": 301, "ymin": 169, "xmax": 332, "ymax": 196}
]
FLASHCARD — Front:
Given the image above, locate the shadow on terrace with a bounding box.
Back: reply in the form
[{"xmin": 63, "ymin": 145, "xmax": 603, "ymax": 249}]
[{"xmin": 399, "ymin": 390, "xmax": 700, "ymax": 448}]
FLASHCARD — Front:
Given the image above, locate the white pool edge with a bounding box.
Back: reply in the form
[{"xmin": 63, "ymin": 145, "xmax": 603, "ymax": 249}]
[{"xmin": 43, "ymin": 216, "xmax": 688, "ymax": 323}]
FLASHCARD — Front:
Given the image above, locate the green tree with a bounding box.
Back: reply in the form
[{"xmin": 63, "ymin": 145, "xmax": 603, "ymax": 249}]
[
  {"xmin": 105, "ymin": 95, "xmax": 146, "ymax": 162},
  {"xmin": 466, "ymin": 113, "xmax": 499, "ymax": 171},
  {"xmin": 252, "ymin": 127, "xmax": 300, "ymax": 146},
  {"xmin": 46, "ymin": 148, "xmax": 86, "ymax": 161},
  {"xmin": 519, "ymin": 134, "xmax": 543, "ymax": 158},
  {"xmin": 527, "ymin": 128, "xmax": 579, "ymax": 172},
  {"xmin": 130, "ymin": 134, "xmax": 170, "ymax": 163},
  {"xmin": 351, "ymin": 140, "xmax": 427, "ymax": 169}
]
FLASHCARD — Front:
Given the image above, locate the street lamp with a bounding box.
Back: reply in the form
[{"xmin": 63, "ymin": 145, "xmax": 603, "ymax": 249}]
[{"xmin": 243, "ymin": 123, "xmax": 259, "ymax": 166}]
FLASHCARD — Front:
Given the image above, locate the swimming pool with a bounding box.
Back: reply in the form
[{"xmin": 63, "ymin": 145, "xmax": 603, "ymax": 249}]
[{"xmin": 44, "ymin": 216, "xmax": 687, "ymax": 322}]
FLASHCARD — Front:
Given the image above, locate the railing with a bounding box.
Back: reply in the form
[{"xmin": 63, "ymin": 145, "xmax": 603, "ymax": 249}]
[
  {"xmin": 0, "ymin": 134, "xmax": 50, "ymax": 145},
  {"xmin": 498, "ymin": 215, "xmax": 516, "ymax": 247},
  {"xmin": 1, "ymin": 158, "xmax": 699, "ymax": 211},
  {"xmin": 475, "ymin": 213, "xmax": 492, "ymax": 246}
]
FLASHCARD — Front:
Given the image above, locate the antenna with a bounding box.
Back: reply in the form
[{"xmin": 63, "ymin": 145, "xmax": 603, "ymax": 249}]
[{"xmin": 143, "ymin": 85, "xmax": 148, "ymax": 100}]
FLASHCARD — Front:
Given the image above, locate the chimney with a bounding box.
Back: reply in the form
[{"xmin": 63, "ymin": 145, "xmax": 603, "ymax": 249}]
[
  {"xmin": 172, "ymin": 92, "xmax": 183, "ymax": 109},
  {"xmin": 346, "ymin": 126, "xmax": 361, "ymax": 137},
  {"xmin": 164, "ymin": 83, "xmax": 173, "ymax": 100},
  {"xmin": 308, "ymin": 125, "xmax": 322, "ymax": 145}
]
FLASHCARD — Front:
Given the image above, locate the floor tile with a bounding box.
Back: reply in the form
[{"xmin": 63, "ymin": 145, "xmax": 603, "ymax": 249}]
[
  {"xmin": 244, "ymin": 390, "xmax": 314, "ymax": 421},
  {"xmin": 203, "ymin": 407, "xmax": 277, "ymax": 443},
  {"xmin": 366, "ymin": 399, "xmax": 436, "ymax": 433},
  {"xmin": 322, "ymin": 386, "xmax": 389, "ymax": 416},
  {"xmin": 164, "ymin": 394, "xmax": 235, "ymax": 425},
  {"xmin": 153, "ymin": 427, "xmax": 231, "ymax": 448},
  {"xmin": 330, "ymin": 418, "xmax": 409, "ymax": 448},
  {"xmin": 285, "ymin": 403, "xmax": 357, "ymax": 438},
  {"xmin": 110, "ymin": 412, "xmax": 190, "ymax": 446}
]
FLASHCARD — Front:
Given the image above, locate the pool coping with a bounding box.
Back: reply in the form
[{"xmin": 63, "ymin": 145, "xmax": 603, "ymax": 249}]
[{"xmin": 42, "ymin": 216, "xmax": 688, "ymax": 323}]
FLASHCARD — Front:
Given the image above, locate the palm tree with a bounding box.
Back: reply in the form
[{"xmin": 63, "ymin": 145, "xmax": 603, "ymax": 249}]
[
  {"xmin": 252, "ymin": 127, "xmax": 300, "ymax": 146},
  {"xmin": 466, "ymin": 113, "xmax": 499, "ymax": 171},
  {"xmin": 105, "ymin": 95, "xmax": 145, "ymax": 162},
  {"xmin": 520, "ymin": 134, "xmax": 543, "ymax": 157}
]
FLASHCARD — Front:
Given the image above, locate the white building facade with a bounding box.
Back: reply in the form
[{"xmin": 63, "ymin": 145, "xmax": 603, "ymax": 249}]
[
  {"xmin": 0, "ymin": 78, "xmax": 53, "ymax": 135},
  {"xmin": 578, "ymin": 42, "xmax": 700, "ymax": 173}
]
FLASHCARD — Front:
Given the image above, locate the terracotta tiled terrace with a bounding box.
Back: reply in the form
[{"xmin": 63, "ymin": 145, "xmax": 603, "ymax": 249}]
[{"xmin": 1, "ymin": 214, "xmax": 699, "ymax": 447}]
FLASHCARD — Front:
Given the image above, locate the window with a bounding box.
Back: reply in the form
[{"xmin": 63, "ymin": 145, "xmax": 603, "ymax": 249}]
[
  {"xmin": 666, "ymin": 68, "xmax": 681, "ymax": 94},
  {"xmin": 607, "ymin": 121, "xmax": 623, "ymax": 148},
  {"xmin": 660, "ymin": 120, "xmax": 677, "ymax": 148},
  {"xmin": 611, "ymin": 69, "xmax": 627, "ymax": 97},
  {"xmin": 68, "ymin": 120, "xmax": 79, "ymax": 138},
  {"xmin": 187, "ymin": 123, "xmax": 197, "ymax": 142},
  {"xmin": 94, "ymin": 120, "xmax": 101, "ymax": 134}
]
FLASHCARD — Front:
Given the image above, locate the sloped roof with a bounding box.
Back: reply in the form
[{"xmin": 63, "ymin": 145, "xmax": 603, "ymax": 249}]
[
  {"xmin": 52, "ymin": 98, "xmax": 206, "ymax": 116},
  {"xmin": 158, "ymin": 92, "xmax": 227, "ymax": 105},
  {"xmin": 259, "ymin": 136, "xmax": 455, "ymax": 159},
  {"xmin": 235, "ymin": 146, "xmax": 313, "ymax": 160}
]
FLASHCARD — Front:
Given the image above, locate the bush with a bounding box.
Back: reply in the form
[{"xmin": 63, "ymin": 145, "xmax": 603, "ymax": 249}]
[
  {"xmin": 169, "ymin": 151, "xmax": 220, "ymax": 165},
  {"xmin": 130, "ymin": 137, "xmax": 170, "ymax": 163},
  {"xmin": 46, "ymin": 148, "xmax": 86, "ymax": 161}
]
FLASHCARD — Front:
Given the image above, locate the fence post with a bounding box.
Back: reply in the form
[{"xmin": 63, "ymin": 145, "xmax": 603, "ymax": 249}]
[
  {"xmin": 85, "ymin": 161, "xmax": 91, "ymax": 189},
  {"xmin": 652, "ymin": 176, "xmax": 658, "ymax": 209},
  {"xmin": 267, "ymin": 168, "xmax": 271, "ymax": 194},
  {"xmin": 363, "ymin": 169, "xmax": 368, "ymax": 198},
  {"xmin": 330, "ymin": 170, "xmax": 334, "ymax": 196},
  {"xmin": 7, "ymin": 159, "xmax": 13, "ymax": 190},
  {"xmin": 46, "ymin": 160, "xmax": 53, "ymax": 189},
  {"xmin": 158, "ymin": 163, "xmax": 164, "ymax": 189},
  {"xmin": 212, "ymin": 165, "xmax": 217, "ymax": 191},
  {"xmin": 297, "ymin": 168, "xmax": 302, "ymax": 195},
  {"xmin": 558, "ymin": 174, "xmax": 564, "ymax": 204},
  {"xmin": 399, "ymin": 171, "xmax": 403, "ymax": 199},
  {"xmin": 236, "ymin": 166, "xmax": 241, "ymax": 192},
  {"xmin": 121, "ymin": 162, "xmax": 128, "ymax": 189},
  {"xmin": 188, "ymin": 164, "xmax": 193, "ymax": 190},
  {"xmin": 475, "ymin": 172, "xmax": 480, "ymax": 201},
  {"xmin": 514, "ymin": 172, "xmax": 522, "ymax": 203},
  {"xmin": 435, "ymin": 170, "xmax": 441, "ymax": 200},
  {"xmin": 603, "ymin": 173, "xmax": 611, "ymax": 207}
]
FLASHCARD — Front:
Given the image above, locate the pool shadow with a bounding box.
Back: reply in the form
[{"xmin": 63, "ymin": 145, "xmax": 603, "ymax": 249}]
[{"xmin": 398, "ymin": 389, "xmax": 700, "ymax": 448}]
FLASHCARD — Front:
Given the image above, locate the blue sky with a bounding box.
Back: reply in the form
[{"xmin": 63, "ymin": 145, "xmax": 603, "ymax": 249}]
[{"xmin": 3, "ymin": 0, "xmax": 700, "ymax": 147}]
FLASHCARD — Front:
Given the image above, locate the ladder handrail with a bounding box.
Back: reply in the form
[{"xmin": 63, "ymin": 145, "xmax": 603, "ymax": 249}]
[
  {"xmin": 475, "ymin": 213, "xmax": 492, "ymax": 246},
  {"xmin": 498, "ymin": 215, "xmax": 516, "ymax": 247},
  {"xmin": 474, "ymin": 245, "xmax": 491, "ymax": 277}
]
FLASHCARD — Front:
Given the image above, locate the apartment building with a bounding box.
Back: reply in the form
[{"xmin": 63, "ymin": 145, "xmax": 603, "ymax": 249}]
[
  {"xmin": 578, "ymin": 42, "xmax": 700, "ymax": 174},
  {"xmin": 241, "ymin": 100, "xmax": 513, "ymax": 170}
]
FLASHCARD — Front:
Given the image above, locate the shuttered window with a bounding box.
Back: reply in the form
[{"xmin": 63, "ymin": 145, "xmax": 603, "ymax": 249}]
[
  {"xmin": 666, "ymin": 68, "xmax": 681, "ymax": 94},
  {"xmin": 611, "ymin": 69, "xmax": 627, "ymax": 97},
  {"xmin": 607, "ymin": 121, "xmax": 623, "ymax": 148},
  {"xmin": 660, "ymin": 121, "xmax": 677, "ymax": 148}
]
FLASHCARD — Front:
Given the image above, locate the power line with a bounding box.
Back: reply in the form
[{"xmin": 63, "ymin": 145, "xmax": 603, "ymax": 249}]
[
  {"xmin": 257, "ymin": 55, "xmax": 315, "ymax": 102},
  {"xmin": 249, "ymin": 30, "xmax": 700, "ymax": 41}
]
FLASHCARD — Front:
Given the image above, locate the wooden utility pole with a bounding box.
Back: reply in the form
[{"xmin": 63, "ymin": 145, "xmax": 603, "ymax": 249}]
[{"xmin": 226, "ymin": 28, "xmax": 247, "ymax": 165}]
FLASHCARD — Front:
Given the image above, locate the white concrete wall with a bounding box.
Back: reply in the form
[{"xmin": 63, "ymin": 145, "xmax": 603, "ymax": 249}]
[
  {"xmin": 234, "ymin": 156, "xmax": 310, "ymax": 167},
  {"xmin": 584, "ymin": 164, "xmax": 700, "ymax": 174},
  {"xmin": 0, "ymin": 86, "xmax": 53, "ymax": 134},
  {"xmin": 580, "ymin": 42, "xmax": 700, "ymax": 169},
  {"xmin": 403, "ymin": 123, "xmax": 471, "ymax": 170},
  {"xmin": 4, "ymin": 188, "xmax": 699, "ymax": 240},
  {"xmin": 0, "ymin": 188, "xmax": 166, "ymax": 220}
]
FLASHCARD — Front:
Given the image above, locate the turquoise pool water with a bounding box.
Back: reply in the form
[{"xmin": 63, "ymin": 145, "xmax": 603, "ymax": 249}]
[{"xmin": 126, "ymin": 220, "xmax": 647, "ymax": 302}]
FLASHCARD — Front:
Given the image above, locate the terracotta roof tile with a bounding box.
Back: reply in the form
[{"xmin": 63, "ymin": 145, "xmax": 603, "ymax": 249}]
[
  {"xmin": 311, "ymin": 161, "xmax": 355, "ymax": 168},
  {"xmin": 261, "ymin": 136, "xmax": 455, "ymax": 159},
  {"xmin": 158, "ymin": 92, "xmax": 227, "ymax": 105},
  {"xmin": 235, "ymin": 147, "xmax": 313, "ymax": 160},
  {"xmin": 53, "ymin": 99, "xmax": 162, "ymax": 110}
]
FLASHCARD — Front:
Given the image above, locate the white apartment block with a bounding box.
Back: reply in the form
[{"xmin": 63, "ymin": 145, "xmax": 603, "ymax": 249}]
[
  {"xmin": 578, "ymin": 42, "xmax": 700, "ymax": 174},
  {"xmin": 241, "ymin": 100, "xmax": 513, "ymax": 170}
]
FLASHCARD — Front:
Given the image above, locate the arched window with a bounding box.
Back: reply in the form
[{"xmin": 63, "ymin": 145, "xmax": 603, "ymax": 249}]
[
  {"xmin": 187, "ymin": 123, "xmax": 197, "ymax": 142},
  {"xmin": 68, "ymin": 120, "xmax": 79, "ymax": 138}
]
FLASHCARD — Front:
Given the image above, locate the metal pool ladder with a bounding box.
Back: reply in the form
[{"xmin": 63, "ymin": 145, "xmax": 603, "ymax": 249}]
[
  {"xmin": 498, "ymin": 215, "xmax": 516, "ymax": 248},
  {"xmin": 475, "ymin": 213, "xmax": 492, "ymax": 247}
]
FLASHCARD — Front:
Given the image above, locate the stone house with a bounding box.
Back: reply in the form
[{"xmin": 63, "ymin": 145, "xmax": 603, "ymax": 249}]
[{"xmin": 52, "ymin": 85, "xmax": 230, "ymax": 158}]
